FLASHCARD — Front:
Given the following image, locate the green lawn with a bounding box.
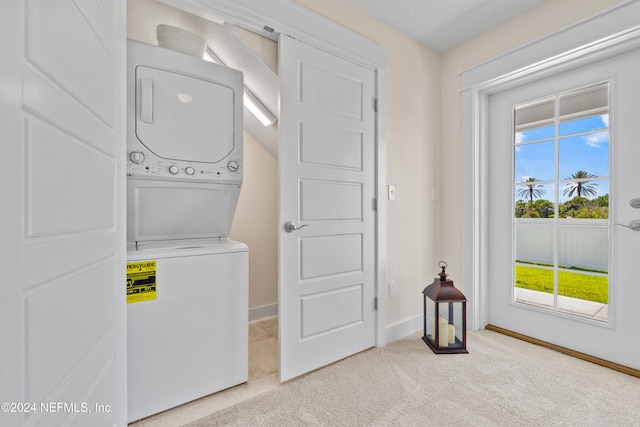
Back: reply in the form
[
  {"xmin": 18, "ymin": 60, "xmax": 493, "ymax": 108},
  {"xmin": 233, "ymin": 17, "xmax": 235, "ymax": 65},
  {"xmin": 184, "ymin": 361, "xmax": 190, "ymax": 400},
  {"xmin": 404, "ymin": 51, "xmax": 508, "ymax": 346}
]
[{"xmin": 514, "ymin": 264, "xmax": 608, "ymax": 304}]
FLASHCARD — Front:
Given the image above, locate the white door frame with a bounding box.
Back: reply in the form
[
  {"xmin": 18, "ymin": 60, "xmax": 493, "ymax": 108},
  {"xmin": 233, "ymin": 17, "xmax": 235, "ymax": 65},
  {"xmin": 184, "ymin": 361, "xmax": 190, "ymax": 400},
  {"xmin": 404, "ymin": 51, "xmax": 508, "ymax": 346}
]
[
  {"xmin": 461, "ymin": 1, "xmax": 640, "ymax": 330},
  {"xmin": 158, "ymin": 0, "xmax": 389, "ymax": 346}
]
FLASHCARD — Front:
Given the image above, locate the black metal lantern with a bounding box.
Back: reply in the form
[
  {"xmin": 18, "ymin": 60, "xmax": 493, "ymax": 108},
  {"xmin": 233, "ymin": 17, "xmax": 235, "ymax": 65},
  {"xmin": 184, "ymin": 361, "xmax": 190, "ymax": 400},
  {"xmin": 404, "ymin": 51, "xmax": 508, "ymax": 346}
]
[{"xmin": 422, "ymin": 261, "xmax": 468, "ymax": 354}]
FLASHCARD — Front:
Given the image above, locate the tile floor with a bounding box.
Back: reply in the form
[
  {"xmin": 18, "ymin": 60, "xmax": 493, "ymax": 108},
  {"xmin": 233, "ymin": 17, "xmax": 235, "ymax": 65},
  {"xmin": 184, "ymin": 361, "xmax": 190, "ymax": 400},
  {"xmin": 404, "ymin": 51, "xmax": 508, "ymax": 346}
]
[{"xmin": 129, "ymin": 316, "xmax": 280, "ymax": 426}]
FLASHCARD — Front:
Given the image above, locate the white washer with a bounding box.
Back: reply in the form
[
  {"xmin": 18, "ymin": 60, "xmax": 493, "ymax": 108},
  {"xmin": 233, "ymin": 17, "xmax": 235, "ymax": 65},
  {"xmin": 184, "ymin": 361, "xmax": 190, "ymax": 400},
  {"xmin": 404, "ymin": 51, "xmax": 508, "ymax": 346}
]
[{"xmin": 127, "ymin": 239, "xmax": 248, "ymax": 423}]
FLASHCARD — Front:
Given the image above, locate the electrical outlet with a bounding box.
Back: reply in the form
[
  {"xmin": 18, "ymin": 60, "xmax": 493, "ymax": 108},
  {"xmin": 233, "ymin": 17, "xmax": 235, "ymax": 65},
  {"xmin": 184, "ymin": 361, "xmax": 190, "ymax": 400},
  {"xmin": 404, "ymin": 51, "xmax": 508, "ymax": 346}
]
[{"xmin": 388, "ymin": 281, "xmax": 397, "ymax": 297}]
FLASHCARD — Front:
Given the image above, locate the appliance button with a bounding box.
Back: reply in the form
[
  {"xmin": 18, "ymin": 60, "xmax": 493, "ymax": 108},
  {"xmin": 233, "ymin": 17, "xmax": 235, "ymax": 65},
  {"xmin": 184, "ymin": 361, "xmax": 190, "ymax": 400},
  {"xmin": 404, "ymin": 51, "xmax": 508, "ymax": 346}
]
[
  {"xmin": 227, "ymin": 160, "xmax": 239, "ymax": 172},
  {"xmin": 185, "ymin": 166, "xmax": 195, "ymax": 175},
  {"xmin": 129, "ymin": 151, "xmax": 145, "ymax": 164},
  {"xmin": 168, "ymin": 165, "xmax": 179, "ymax": 175}
]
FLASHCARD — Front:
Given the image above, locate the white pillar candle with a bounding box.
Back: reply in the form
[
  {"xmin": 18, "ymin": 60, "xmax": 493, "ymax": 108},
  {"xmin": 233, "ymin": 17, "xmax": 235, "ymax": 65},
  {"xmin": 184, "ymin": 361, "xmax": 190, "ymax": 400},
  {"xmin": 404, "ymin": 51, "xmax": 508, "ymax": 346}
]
[
  {"xmin": 448, "ymin": 324, "xmax": 456, "ymax": 345},
  {"xmin": 438, "ymin": 317, "xmax": 449, "ymax": 347}
]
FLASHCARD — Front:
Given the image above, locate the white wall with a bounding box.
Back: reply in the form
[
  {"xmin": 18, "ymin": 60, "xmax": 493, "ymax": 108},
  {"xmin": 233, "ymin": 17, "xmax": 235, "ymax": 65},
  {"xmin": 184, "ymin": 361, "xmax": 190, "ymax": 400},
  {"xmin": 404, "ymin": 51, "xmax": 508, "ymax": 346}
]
[
  {"xmin": 440, "ymin": 0, "xmax": 625, "ymax": 300},
  {"xmin": 229, "ymin": 133, "xmax": 278, "ymax": 311}
]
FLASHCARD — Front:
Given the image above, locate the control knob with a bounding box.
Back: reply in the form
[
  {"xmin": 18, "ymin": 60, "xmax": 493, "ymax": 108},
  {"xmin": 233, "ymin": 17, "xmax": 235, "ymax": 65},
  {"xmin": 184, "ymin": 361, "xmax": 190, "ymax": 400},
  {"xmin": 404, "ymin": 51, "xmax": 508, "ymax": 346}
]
[
  {"xmin": 227, "ymin": 160, "xmax": 239, "ymax": 172},
  {"xmin": 168, "ymin": 165, "xmax": 179, "ymax": 175},
  {"xmin": 185, "ymin": 166, "xmax": 195, "ymax": 176},
  {"xmin": 129, "ymin": 151, "xmax": 145, "ymax": 164}
]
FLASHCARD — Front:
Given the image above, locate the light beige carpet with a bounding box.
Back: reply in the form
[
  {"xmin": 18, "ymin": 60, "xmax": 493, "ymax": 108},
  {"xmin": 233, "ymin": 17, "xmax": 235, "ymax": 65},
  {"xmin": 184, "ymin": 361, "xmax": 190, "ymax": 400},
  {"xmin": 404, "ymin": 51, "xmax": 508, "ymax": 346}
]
[{"xmin": 186, "ymin": 330, "xmax": 640, "ymax": 426}]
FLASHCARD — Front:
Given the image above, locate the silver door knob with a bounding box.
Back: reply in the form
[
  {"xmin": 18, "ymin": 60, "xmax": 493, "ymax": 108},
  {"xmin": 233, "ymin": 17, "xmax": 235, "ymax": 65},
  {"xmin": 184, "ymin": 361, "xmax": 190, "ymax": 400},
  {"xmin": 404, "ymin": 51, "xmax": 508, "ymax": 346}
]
[
  {"xmin": 616, "ymin": 219, "xmax": 640, "ymax": 231},
  {"xmin": 284, "ymin": 221, "xmax": 309, "ymax": 233}
]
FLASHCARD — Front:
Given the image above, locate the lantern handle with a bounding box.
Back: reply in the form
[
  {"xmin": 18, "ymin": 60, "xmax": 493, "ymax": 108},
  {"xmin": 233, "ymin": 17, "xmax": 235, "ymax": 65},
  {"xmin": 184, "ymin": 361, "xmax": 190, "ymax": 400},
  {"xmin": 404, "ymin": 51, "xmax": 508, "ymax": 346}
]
[{"xmin": 438, "ymin": 261, "xmax": 448, "ymax": 279}]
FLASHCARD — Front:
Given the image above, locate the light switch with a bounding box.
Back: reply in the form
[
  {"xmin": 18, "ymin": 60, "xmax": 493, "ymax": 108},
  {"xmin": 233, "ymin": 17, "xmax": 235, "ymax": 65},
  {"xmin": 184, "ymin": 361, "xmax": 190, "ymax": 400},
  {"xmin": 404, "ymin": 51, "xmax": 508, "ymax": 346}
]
[
  {"xmin": 389, "ymin": 281, "xmax": 397, "ymax": 297},
  {"xmin": 431, "ymin": 187, "xmax": 440, "ymax": 201},
  {"xmin": 388, "ymin": 185, "xmax": 396, "ymax": 201}
]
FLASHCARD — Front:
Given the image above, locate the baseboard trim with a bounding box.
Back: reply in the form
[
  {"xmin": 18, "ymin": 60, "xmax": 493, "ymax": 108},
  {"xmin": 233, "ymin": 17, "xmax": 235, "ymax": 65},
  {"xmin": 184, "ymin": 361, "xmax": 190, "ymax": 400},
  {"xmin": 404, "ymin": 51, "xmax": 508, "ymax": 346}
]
[
  {"xmin": 249, "ymin": 303, "xmax": 278, "ymax": 322},
  {"xmin": 381, "ymin": 314, "xmax": 422, "ymax": 346},
  {"xmin": 485, "ymin": 324, "xmax": 640, "ymax": 379}
]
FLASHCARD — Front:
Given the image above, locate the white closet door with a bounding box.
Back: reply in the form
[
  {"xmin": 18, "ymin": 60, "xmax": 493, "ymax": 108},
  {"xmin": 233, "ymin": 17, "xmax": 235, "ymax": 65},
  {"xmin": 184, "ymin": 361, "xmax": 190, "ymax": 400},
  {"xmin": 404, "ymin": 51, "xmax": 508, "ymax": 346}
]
[
  {"xmin": 278, "ymin": 35, "xmax": 377, "ymax": 381},
  {"xmin": 0, "ymin": 0, "xmax": 126, "ymax": 425}
]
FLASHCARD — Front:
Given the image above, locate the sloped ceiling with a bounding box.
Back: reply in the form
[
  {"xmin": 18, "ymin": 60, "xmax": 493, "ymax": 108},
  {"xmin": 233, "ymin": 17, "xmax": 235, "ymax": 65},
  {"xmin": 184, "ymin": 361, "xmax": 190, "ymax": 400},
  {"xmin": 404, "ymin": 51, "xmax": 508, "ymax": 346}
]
[{"xmin": 201, "ymin": 23, "xmax": 279, "ymax": 159}]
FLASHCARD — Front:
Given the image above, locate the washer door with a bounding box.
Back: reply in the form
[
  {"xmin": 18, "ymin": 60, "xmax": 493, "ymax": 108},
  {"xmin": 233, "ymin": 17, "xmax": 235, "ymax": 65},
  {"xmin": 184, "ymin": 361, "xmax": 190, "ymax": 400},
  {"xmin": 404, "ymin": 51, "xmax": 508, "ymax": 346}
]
[
  {"xmin": 135, "ymin": 65, "xmax": 235, "ymax": 163},
  {"xmin": 127, "ymin": 179, "xmax": 241, "ymax": 242}
]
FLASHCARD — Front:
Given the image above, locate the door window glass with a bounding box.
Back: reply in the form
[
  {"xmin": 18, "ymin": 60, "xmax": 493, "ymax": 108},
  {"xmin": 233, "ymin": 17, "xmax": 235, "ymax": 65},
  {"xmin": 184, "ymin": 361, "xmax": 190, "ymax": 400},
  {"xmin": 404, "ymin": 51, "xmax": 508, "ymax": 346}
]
[{"xmin": 513, "ymin": 83, "xmax": 609, "ymax": 322}]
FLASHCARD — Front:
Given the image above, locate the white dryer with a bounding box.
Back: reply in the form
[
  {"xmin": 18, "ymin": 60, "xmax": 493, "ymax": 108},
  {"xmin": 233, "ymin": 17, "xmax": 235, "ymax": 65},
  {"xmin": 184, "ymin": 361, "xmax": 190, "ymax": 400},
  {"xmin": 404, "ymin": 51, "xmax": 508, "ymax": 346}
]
[
  {"xmin": 125, "ymin": 40, "xmax": 248, "ymax": 422},
  {"xmin": 126, "ymin": 39, "xmax": 244, "ymax": 243}
]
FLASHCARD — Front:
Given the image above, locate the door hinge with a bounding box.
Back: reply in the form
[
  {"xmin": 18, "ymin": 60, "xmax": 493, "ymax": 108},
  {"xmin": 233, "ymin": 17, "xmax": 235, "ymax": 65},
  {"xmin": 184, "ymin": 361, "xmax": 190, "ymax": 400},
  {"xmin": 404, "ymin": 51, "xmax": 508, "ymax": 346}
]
[
  {"xmin": 374, "ymin": 297, "xmax": 378, "ymax": 311},
  {"xmin": 373, "ymin": 198, "xmax": 377, "ymax": 211},
  {"xmin": 373, "ymin": 98, "xmax": 378, "ymax": 112}
]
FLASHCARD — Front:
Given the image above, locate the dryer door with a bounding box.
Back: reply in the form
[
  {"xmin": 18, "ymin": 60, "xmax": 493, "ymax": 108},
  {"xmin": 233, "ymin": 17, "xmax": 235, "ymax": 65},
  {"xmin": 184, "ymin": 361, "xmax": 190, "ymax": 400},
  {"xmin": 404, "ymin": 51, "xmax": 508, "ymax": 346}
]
[
  {"xmin": 127, "ymin": 179, "xmax": 241, "ymax": 242},
  {"xmin": 135, "ymin": 65, "xmax": 235, "ymax": 163}
]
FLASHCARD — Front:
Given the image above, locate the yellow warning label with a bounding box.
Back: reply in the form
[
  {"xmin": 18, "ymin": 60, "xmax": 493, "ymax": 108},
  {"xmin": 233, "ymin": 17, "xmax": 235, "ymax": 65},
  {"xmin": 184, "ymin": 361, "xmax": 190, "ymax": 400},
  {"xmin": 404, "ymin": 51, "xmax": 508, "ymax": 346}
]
[{"xmin": 127, "ymin": 260, "xmax": 157, "ymax": 304}]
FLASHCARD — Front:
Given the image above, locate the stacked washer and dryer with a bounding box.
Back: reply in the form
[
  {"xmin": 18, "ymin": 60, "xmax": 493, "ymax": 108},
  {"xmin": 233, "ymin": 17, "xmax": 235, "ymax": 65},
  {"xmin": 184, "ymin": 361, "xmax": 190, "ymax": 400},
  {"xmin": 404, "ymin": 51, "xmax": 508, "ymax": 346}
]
[{"xmin": 125, "ymin": 39, "xmax": 248, "ymax": 422}]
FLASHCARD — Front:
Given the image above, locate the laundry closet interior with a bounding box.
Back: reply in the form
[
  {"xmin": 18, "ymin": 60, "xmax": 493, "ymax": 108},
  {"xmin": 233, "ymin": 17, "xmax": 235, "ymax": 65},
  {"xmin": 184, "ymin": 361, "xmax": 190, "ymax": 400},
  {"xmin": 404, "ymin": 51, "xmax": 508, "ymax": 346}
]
[{"xmin": 126, "ymin": 0, "xmax": 279, "ymax": 422}]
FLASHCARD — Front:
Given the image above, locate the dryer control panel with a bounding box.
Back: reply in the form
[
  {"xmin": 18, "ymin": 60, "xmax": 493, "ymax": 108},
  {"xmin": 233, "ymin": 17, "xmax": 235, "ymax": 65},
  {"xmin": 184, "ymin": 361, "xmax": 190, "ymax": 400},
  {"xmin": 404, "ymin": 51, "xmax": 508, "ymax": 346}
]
[{"xmin": 126, "ymin": 147, "xmax": 242, "ymax": 182}]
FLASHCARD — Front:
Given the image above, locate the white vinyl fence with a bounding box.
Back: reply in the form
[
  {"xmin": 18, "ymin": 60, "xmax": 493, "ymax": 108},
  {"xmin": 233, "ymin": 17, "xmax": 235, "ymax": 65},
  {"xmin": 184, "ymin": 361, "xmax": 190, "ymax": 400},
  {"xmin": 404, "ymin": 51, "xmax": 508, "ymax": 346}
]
[{"xmin": 515, "ymin": 218, "xmax": 608, "ymax": 272}]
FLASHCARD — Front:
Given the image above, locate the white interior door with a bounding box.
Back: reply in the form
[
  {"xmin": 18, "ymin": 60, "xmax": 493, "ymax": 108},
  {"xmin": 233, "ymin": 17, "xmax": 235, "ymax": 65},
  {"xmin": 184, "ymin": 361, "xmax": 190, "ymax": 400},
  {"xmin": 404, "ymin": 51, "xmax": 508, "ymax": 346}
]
[
  {"xmin": 278, "ymin": 35, "xmax": 376, "ymax": 381},
  {"xmin": 487, "ymin": 47, "xmax": 640, "ymax": 370},
  {"xmin": 0, "ymin": 0, "xmax": 126, "ymax": 425}
]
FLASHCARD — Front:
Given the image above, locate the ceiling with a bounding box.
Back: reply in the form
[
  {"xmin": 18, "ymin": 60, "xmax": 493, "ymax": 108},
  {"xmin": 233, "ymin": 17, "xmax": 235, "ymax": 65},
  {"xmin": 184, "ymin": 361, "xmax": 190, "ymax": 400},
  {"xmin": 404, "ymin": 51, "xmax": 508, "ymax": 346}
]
[{"xmin": 342, "ymin": 0, "xmax": 552, "ymax": 52}]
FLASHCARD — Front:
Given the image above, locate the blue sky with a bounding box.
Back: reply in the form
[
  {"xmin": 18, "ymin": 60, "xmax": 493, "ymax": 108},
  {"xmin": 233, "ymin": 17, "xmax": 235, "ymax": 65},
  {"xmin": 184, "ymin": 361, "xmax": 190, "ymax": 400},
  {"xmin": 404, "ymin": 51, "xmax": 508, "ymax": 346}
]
[{"xmin": 514, "ymin": 114, "xmax": 609, "ymax": 203}]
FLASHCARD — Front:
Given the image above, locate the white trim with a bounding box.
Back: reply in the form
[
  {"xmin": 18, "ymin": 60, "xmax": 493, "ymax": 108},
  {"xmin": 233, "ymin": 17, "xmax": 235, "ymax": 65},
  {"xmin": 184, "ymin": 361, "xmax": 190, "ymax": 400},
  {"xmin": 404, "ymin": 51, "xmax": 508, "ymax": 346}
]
[
  {"xmin": 382, "ymin": 315, "xmax": 423, "ymax": 345},
  {"xmin": 158, "ymin": 0, "xmax": 386, "ymax": 69},
  {"xmin": 249, "ymin": 303, "xmax": 278, "ymax": 321},
  {"xmin": 461, "ymin": 0, "xmax": 640, "ymax": 89},
  {"xmin": 375, "ymin": 68, "xmax": 388, "ymax": 348},
  {"xmin": 462, "ymin": 0, "xmax": 640, "ymax": 331},
  {"xmin": 157, "ymin": 0, "xmax": 388, "ymax": 349}
]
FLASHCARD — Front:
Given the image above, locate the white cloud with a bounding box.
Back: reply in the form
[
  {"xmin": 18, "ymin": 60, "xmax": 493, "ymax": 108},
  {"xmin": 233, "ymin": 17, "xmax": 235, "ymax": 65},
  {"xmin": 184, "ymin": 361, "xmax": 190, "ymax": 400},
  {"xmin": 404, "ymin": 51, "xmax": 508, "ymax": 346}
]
[
  {"xmin": 584, "ymin": 131, "xmax": 608, "ymax": 148},
  {"xmin": 601, "ymin": 114, "xmax": 609, "ymax": 127},
  {"xmin": 515, "ymin": 132, "xmax": 525, "ymax": 144}
]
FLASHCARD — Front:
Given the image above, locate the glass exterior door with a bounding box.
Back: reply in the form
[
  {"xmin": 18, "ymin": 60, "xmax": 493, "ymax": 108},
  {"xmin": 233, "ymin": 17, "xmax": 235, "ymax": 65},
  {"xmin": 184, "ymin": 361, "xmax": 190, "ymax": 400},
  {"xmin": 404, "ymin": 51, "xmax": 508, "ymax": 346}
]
[{"xmin": 485, "ymin": 41, "xmax": 640, "ymax": 372}]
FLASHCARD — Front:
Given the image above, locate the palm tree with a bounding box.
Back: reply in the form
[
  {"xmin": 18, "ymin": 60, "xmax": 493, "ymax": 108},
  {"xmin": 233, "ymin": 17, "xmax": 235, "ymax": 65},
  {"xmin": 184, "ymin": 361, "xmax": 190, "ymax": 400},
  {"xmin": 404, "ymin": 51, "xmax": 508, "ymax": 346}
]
[
  {"xmin": 563, "ymin": 170, "xmax": 599, "ymax": 198},
  {"xmin": 516, "ymin": 177, "xmax": 546, "ymax": 203}
]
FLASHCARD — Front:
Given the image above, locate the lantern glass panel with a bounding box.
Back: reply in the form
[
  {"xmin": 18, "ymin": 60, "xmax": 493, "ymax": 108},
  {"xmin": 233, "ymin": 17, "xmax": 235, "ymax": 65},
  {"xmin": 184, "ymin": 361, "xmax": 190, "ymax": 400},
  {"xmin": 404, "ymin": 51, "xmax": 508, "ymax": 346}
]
[
  {"xmin": 436, "ymin": 301, "xmax": 464, "ymax": 349},
  {"xmin": 425, "ymin": 297, "xmax": 435, "ymax": 344}
]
